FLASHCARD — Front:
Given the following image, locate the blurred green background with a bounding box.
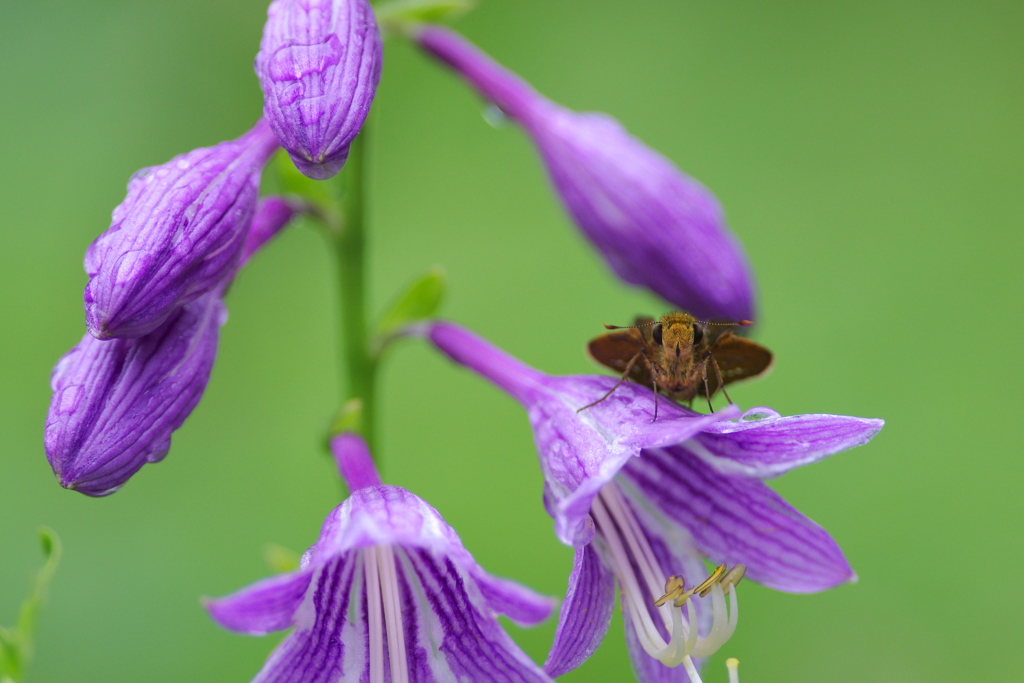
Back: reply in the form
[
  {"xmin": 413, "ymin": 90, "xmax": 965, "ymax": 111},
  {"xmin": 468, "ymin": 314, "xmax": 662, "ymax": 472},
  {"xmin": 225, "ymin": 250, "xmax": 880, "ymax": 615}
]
[{"xmin": 1, "ymin": 1, "xmax": 1022, "ymax": 681}]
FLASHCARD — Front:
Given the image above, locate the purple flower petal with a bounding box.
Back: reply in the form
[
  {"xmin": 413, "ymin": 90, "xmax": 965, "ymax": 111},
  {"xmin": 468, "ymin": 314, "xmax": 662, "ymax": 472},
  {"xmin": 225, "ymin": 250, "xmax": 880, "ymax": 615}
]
[
  {"xmin": 257, "ymin": 0, "xmax": 382, "ymax": 179},
  {"xmin": 427, "ymin": 320, "xmax": 547, "ymax": 403},
  {"xmin": 544, "ymin": 543, "xmax": 615, "ymax": 677},
  {"xmin": 245, "ymin": 555, "xmax": 362, "ymax": 683},
  {"xmin": 403, "ymin": 548, "xmax": 553, "ymax": 682},
  {"xmin": 302, "ymin": 482, "xmax": 552, "ymax": 626},
  {"xmin": 45, "ymin": 292, "xmax": 226, "ymax": 496},
  {"xmin": 620, "ymin": 445, "xmax": 855, "ymax": 592},
  {"xmin": 417, "ymin": 26, "xmax": 754, "ymax": 322},
  {"xmin": 427, "ymin": 321, "xmax": 736, "ymax": 547},
  {"xmin": 204, "ymin": 568, "xmax": 316, "ymax": 636},
  {"xmin": 694, "ymin": 407, "xmax": 885, "ymax": 479},
  {"xmin": 330, "ymin": 432, "xmax": 382, "ymax": 492},
  {"xmin": 470, "ymin": 570, "xmax": 555, "ymax": 628},
  {"xmin": 84, "ymin": 120, "xmax": 278, "ymax": 339}
]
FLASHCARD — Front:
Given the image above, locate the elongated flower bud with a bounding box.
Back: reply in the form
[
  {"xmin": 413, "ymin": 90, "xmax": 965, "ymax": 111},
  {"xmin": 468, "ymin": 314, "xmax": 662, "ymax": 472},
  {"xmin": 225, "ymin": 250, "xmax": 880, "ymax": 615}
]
[
  {"xmin": 84, "ymin": 120, "xmax": 278, "ymax": 340},
  {"xmin": 47, "ymin": 197, "xmax": 299, "ymax": 496},
  {"xmin": 417, "ymin": 26, "xmax": 755, "ymax": 322},
  {"xmin": 256, "ymin": 0, "xmax": 382, "ymax": 179},
  {"xmin": 46, "ymin": 293, "xmax": 225, "ymax": 496}
]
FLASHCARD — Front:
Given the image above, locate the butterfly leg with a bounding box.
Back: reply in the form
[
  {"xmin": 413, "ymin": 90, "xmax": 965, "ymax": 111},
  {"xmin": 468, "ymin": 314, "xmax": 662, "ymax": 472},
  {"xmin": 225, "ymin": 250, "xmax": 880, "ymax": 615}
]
[
  {"xmin": 709, "ymin": 354, "xmax": 733, "ymax": 405},
  {"xmin": 700, "ymin": 362, "xmax": 714, "ymax": 413},
  {"xmin": 577, "ymin": 350, "xmax": 644, "ymax": 413},
  {"xmin": 641, "ymin": 351, "xmax": 660, "ymax": 422}
]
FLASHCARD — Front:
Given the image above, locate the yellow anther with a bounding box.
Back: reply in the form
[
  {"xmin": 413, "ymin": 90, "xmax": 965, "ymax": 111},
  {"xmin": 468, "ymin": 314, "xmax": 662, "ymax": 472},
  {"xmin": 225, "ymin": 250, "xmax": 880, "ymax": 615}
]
[
  {"xmin": 722, "ymin": 565, "xmax": 746, "ymax": 593},
  {"xmin": 653, "ymin": 574, "xmax": 686, "ymax": 607},
  {"xmin": 696, "ymin": 564, "xmax": 727, "ymax": 597},
  {"xmin": 672, "ymin": 587, "xmax": 695, "ymax": 608}
]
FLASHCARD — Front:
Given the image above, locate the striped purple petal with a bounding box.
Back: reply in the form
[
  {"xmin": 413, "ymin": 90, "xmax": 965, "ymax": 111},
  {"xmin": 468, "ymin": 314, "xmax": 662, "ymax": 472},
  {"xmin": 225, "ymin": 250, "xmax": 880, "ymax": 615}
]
[
  {"xmin": 620, "ymin": 445, "xmax": 855, "ymax": 593},
  {"xmin": 204, "ymin": 568, "xmax": 316, "ymax": 636},
  {"xmin": 426, "ymin": 320, "xmax": 737, "ymax": 547},
  {"xmin": 245, "ymin": 554, "xmax": 362, "ymax": 683},
  {"xmin": 543, "ymin": 543, "xmax": 615, "ymax": 677},
  {"xmin": 694, "ymin": 407, "xmax": 885, "ymax": 479},
  {"xmin": 403, "ymin": 547, "xmax": 552, "ymax": 682}
]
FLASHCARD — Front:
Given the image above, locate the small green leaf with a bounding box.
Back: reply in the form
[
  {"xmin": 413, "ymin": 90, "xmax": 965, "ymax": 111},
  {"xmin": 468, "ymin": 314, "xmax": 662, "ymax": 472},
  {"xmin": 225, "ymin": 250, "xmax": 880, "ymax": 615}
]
[
  {"xmin": 263, "ymin": 544, "xmax": 302, "ymax": 574},
  {"xmin": 374, "ymin": 266, "xmax": 447, "ymax": 345},
  {"xmin": 1, "ymin": 528, "xmax": 61, "ymax": 682},
  {"xmin": 271, "ymin": 149, "xmax": 338, "ymax": 223},
  {"xmin": 375, "ymin": 0, "xmax": 475, "ymax": 31}
]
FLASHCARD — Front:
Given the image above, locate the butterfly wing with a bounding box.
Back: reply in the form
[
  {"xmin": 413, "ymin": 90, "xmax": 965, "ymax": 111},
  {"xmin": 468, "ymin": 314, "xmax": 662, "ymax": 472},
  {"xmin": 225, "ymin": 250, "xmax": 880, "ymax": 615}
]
[
  {"xmin": 587, "ymin": 328, "xmax": 654, "ymax": 388},
  {"xmin": 700, "ymin": 332, "xmax": 774, "ymax": 397}
]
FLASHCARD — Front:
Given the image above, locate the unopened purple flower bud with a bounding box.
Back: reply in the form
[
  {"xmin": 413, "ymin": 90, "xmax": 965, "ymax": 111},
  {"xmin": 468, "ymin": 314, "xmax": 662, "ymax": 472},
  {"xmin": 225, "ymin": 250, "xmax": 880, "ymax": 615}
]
[
  {"xmin": 46, "ymin": 293, "xmax": 226, "ymax": 496},
  {"xmin": 417, "ymin": 26, "xmax": 755, "ymax": 322},
  {"xmin": 47, "ymin": 198, "xmax": 300, "ymax": 496},
  {"xmin": 84, "ymin": 120, "xmax": 278, "ymax": 340},
  {"xmin": 256, "ymin": 0, "xmax": 383, "ymax": 179}
]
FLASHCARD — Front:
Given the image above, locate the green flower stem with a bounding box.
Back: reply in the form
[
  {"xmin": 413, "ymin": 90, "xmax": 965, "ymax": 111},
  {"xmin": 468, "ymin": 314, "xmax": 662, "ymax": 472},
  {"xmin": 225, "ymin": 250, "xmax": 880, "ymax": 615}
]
[{"xmin": 329, "ymin": 129, "xmax": 377, "ymax": 451}]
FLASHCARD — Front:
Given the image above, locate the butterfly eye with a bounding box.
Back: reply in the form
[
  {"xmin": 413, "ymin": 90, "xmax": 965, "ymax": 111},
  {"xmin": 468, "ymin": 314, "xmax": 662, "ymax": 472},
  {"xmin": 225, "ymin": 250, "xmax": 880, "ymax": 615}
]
[
  {"xmin": 652, "ymin": 324, "xmax": 663, "ymax": 345},
  {"xmin": 692, "ymin": 324, "xmax": 704, "ymax": 344}
]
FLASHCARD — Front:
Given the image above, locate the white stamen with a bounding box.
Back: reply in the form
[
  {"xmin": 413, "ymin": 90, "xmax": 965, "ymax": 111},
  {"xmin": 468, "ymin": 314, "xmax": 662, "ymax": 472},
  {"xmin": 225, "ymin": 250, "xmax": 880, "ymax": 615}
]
[
  {"xmin": 363, "ymin": 548, "xmax": 385, "ymax": 683},
  {"xmin": 591, "ymin": 482, "xmax": 742, "ymax": 683},
  {"xmin": 378, "ymin": 546, "xmax": 409, "ymax": 683},
  {"xmin": 363, "ymin": 545, "xmax": 409, "ymax": 683}
]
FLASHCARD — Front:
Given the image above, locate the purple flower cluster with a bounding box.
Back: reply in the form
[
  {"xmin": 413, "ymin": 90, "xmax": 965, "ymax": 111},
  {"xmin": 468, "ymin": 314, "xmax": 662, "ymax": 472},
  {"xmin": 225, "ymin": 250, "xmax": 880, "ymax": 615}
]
[
  {"xmin": 43, "ymin": 5, "xmax": 884, "ymax": 683},
  {"xmin": 425, "ymin": 321, "xmax": 881, "ymax": 680}
]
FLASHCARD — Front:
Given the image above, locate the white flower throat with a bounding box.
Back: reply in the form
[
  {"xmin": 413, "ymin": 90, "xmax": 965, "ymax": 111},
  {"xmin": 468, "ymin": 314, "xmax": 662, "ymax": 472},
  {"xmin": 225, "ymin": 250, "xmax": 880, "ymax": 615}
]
[
  {"xmin": 362, "ymin": 545, "xmax": 410, "ymax": 683},
  {"xmin": 590, "ymin": 483, "xmax": 742, "ymax": 683}
]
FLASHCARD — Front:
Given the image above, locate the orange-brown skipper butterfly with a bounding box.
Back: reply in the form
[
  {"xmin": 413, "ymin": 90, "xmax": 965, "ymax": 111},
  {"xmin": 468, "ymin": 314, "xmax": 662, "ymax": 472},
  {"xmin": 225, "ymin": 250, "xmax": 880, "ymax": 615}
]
[{"xmin": 581, "ymin": 311, "xmax": 773, "ymax": 418}]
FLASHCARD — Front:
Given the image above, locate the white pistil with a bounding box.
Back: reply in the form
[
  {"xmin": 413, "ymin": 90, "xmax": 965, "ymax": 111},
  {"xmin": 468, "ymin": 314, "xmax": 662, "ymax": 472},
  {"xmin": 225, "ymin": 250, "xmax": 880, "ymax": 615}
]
[
  {"xmin": 363, "ymin": 545, "xmax": 409, "ymax": 683},
  {"xmin": 726, "ymin": 657, "xmax": 740, "ymax": 683},
  {"xmin": 591, "ymin": 483, "xmax": 742, "ymax": 683}
]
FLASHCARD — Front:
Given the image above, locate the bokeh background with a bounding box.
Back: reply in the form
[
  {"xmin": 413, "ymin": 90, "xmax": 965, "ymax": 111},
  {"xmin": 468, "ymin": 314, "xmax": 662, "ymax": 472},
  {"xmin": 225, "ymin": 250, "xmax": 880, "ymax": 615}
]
[{"xmin": 1, "ymin": 1, "xmax": 1022, "ymax": 681}]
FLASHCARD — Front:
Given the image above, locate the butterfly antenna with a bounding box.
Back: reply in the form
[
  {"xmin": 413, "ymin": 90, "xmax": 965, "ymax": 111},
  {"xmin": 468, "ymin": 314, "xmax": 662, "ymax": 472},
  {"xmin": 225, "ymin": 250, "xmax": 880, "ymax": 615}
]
[
  {"xmin": 603, "ymin": 321, "xmax": 659, "ymax": 330},
  {"xmin": 695, "ymin": 319, "xmax": 754, "ymax": 327}
]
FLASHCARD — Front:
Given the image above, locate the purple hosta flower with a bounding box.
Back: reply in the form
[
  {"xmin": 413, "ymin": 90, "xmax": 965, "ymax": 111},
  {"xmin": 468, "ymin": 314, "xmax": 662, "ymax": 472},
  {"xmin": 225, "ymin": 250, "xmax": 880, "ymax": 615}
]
[
  {"xmin": 46, "ymin": 198, "xmax": 297, "ymax": 496},
  {"xmin": 84, "ymin": 119, "xmax": 279, "ymax": 340},
  {"xmin": 417, "ymin": 27, "xmax": 754, "ymax": 323},
  {"xmin": 256, "ymin": 0, "xmax": 382, "ymax": 180},
  {"xmin": 205, "ymin": 433, "xmax": 556, "ymax": 683},
  {"xmin": 425, "ymin": 321, "xmax": 883, "ymax": 682}
]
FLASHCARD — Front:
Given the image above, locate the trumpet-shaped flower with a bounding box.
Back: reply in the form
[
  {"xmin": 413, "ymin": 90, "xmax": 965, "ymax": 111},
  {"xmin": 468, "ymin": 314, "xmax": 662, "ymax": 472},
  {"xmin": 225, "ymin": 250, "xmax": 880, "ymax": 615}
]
[
  {"xmin": 417, "ymin": 26, "xmax": 754, "ymax": 323},
  {"xmin": 205, "ymin": 433, "xmax": 556, "ymax": 683},
  {"xmin": 424, "ymin": 321, "xmax": 883, "ymax": 682},
  {"xmin": 84, "ymin": 119, "xmax": 279, "ymax": 339},
  {"xmin": 46, "ymin": 197, "xmax": 298, "ymax": 496},
  {"xmin": 256, "ymin": 0, "xmax": 383, "ymax": 179}
]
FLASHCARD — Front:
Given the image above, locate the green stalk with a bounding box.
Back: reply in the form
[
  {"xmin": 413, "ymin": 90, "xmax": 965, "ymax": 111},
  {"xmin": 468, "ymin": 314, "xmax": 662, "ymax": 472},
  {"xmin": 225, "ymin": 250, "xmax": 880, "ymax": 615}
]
[{"xmin": 329, "ymin": 129, "xmax": 377, "ymax": 451}]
